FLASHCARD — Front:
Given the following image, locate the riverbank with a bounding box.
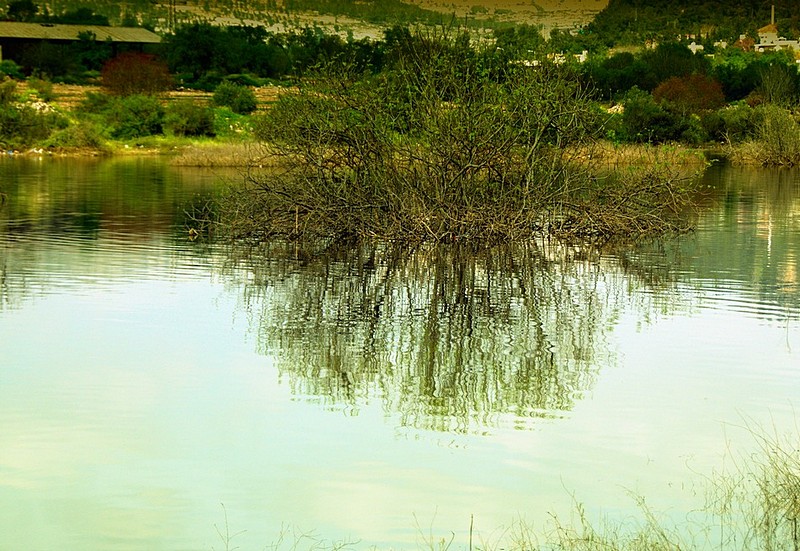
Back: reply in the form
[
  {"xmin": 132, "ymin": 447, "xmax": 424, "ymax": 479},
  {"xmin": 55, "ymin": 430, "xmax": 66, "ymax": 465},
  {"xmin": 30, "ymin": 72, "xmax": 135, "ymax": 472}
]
[
  {"xmin": 5, "ymin": 137, "xmax": 718, "ymax": 168},
  {"xmin": 3, "ymin": 138, "xmax": 257, "ymax": 165}
]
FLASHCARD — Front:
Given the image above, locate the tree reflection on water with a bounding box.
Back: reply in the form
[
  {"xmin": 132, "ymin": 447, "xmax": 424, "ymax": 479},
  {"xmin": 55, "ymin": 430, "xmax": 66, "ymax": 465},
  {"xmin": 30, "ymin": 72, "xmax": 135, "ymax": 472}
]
[{"xmin": 225, "ymin": 240, "xmax": 638, "ymax": 433}]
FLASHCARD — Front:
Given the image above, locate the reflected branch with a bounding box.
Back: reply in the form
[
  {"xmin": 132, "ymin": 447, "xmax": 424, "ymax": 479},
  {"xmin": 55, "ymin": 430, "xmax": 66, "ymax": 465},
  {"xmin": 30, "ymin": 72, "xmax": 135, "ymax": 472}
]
[{"xmin": 224, "ymin": 241, "xmax": 630, "ymax": 433}]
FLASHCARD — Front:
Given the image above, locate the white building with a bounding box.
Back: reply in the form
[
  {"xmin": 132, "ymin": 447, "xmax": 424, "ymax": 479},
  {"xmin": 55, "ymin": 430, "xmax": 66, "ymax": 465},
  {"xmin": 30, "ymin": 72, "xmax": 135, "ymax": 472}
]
[{"xmin": 755, "ymin": 6, "xmax": 800, "ymax": 52}]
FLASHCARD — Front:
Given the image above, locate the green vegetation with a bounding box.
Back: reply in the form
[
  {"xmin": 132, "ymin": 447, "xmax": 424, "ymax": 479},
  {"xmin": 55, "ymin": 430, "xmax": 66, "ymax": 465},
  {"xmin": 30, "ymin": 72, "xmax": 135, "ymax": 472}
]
[
  {"xmin": 589, "ymin": 0, "xmax": 797, "ymax": 47},
  {"xmin": 224, "ymin": 29, "xmax": 700, "ymax": 243},
  {"xmin": 0, "ymin": 79, "xmax": 67, "ymax": 149},
  {"xmin": 164, "ymin": 100, "xmax": 216, "ymax": 137},
  {"xmin": 283, "ymin": 0, "xmax": 450, "ymax": 26},
  {"xmin": 76, "ymin": 92, "xmax": 163, "ymax": 139},
  {"xmin": 544, "ymin": 422, "xmax": 800, "ymax": 551},
  {"xmin": 729, "ymin": 105, "xmax": 800, "ymax": 166},
  {"xmin": 1, "ymin": 0, "xmax": 799, "ymax": 172},
  {"xmin": 212, "ymin": 81, "xmax": 257, "ymax": 115}
]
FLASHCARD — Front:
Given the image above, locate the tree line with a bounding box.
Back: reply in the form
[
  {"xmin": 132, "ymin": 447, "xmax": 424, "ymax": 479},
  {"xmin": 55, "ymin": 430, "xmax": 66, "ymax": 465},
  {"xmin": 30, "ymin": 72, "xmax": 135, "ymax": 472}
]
[
  {"xmin": 3, "ymin": 0, "xmax": 800, "ymax": 163},
  {"xmin": 588, "ymin": 0, "xmax": 800, "ymax": 47}
]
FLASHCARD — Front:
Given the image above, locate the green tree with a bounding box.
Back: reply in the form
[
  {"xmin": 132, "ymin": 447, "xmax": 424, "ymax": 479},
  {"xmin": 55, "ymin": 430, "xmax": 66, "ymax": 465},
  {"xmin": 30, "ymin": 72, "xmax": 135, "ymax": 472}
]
[
  {"xmin": 620, "ymin": 87, "xmax": 693, "ymax": 143},
  {"xmin": 212, "ymin": 81, "xmax": 257, "ymax": 114},
  {"xmin": 51, "ymin": 7, "xmax": 109, "ymax": 25},
  {"xmin": 107, "ymin": 94, "xmax": 164, "ymax": 139},
  {"xmin": 758, "ymin": 63, "xmax": 800, "ymax": 106},
  {"xmin": 6, "ymin": 0, "xmax": 38, "ymax": 21},
  {"xmin": 639, "ymin": 42, "xmax": 709, "ymax": 90},
  {"xmin": 493, "ymin": 24, "xmax": 545, "ymax": 61},
  {"xmin": 583, "ymin": 51, "xmax": 653, "ymax": 99},
  {"xmin": 162, "ymin": 23, "xmax": 227, "ymax": 82},
  {"xmin": 164, "ymin": 100, "xmax": 215, "ymax": 137},
  {"xmin": 72, "ymin": 31, "xmax": 113, "ymax": 72}
]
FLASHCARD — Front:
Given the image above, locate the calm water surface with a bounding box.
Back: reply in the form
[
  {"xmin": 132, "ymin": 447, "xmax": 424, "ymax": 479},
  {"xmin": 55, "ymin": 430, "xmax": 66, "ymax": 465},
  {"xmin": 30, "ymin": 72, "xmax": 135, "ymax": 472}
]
[{"xmin": 0, "ymin": 157, "xmax": 798, "ymax": 550}]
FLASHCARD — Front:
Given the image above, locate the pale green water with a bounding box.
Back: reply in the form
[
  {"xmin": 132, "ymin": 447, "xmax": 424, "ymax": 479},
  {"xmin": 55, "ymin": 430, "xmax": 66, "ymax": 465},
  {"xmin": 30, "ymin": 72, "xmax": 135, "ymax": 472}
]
[{"xmin": 0, "ymin": 157, "xmax": 798, "ymax": 550}]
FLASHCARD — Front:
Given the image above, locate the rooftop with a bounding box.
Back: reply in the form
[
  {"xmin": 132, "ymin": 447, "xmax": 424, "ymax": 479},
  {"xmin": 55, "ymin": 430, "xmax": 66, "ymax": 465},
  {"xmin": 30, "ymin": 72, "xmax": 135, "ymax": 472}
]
[{"xmin": 0, "ymin": 22, "xmax": 161, "ymax": 43}]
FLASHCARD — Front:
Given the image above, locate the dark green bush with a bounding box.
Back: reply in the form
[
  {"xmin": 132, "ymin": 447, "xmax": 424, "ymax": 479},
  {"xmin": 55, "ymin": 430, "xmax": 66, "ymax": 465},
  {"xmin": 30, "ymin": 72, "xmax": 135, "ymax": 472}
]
[
  {"xmin": 44, "ymin": 121, "xmax": 108, "ymax": 149},
  {"xmin": 703, "ymin": 103, "xmax": 758, "ymax": 143},
  {"xmin": 164, "ymin": 100, "xmax": 216, "ymax": 137},
  {"xmin": 77, "ymin": 91, "xmax": 115, "ymax": 115},
  {"xmin": 0, "ymin": 60, "xmax": 24, "ymax": 80},
  {"xmin": 0, "ymin": 79, "xmax": 17, "ymax": 105},
  {"xmin": 223, "ymin": 73, "xmax": 264, "ymax": 87},
  {"xmin": 212, "ymin": 81, "xmax": 257, "ymax": 114},
  {"xmin": 75, "ymin": 92, "xmax": 165, "ymax": 139},
  {"xmin": 620, "ymin": 87, "xmax": 690, "ymax": 143},
  {"xmin": 107, "ymin": 94, "xmax": 164, "ymax": 139},
  {"xmin": 27, "ymin": 77, "xmax": 55, "ymax": 102},
  {"xmin": 193, "ymin": 71, "xmax": 225, "ymax": 92},
  {"xmin": 0, "ymin": 103, "xmax": 67, "ymax": 148}
]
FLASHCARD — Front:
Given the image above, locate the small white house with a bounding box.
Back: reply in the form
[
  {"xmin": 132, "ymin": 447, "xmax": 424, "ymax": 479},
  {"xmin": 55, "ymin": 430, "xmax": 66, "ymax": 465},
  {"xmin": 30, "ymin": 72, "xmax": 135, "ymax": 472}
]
[{"xmin": 688, "ymin": 41, "xmax": 705, "ymax": 54}]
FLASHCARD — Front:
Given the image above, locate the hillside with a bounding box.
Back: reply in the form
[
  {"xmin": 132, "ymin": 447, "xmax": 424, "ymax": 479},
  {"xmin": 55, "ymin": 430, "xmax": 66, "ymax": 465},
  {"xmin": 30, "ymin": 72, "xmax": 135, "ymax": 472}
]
[
  {"xmin": 589, "ymin": 0, "xmax": 800, "ymax": 45},
  {"xmin": 23, "ymin": 0, "xmax": 607, "ymax": 39}
]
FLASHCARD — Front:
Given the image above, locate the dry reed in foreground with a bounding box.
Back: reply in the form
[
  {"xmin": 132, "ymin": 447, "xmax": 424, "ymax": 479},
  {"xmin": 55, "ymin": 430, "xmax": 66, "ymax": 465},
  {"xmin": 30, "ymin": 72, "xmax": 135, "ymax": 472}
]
[{"xmin": 170, "ymin": 143, "xmax": 277, "ymax": 167}]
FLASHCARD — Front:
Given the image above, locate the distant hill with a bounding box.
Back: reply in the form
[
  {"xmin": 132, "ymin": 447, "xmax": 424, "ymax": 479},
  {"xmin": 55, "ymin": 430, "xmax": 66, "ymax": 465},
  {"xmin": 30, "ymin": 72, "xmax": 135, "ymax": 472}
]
[
  {"xmin": 11, "ymin": 0, "xmax": 605, "ymax": 38},
  {"xmin": 588, "ymin": 0, "xmax": 800, "ymax": 46}
]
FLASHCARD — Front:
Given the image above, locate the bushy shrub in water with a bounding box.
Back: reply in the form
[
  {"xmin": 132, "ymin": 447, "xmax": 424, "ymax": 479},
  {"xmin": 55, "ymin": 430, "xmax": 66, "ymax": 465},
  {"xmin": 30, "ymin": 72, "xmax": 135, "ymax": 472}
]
[
  {"xmin": 237, "ymin": 36, "xmax": 699, "ymax": 242},
  {"xmin": 164, "ymin": 100, "xmax": 216, "ymax": 137},
  {"xmin": 212, "ymin": 81, "xmax": 257, "ymax": 114},
  {"xmin": 727, "ymin": 104, "xmax": 800, "ymax": 165}
]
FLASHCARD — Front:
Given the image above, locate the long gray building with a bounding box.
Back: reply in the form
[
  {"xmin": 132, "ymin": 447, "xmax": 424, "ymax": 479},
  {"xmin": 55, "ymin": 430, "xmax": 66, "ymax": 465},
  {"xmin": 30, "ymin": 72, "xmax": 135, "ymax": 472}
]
[{"xmin": 0, "ymin": 21, "xmax": 161, "ymax": 63}]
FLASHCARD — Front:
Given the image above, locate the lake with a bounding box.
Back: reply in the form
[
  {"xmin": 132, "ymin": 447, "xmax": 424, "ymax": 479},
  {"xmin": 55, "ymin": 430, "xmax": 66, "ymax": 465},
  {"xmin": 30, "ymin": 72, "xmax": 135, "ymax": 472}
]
[{"xmin": 0, "ymin": 156, "xmax": 798, "ymax": 550}]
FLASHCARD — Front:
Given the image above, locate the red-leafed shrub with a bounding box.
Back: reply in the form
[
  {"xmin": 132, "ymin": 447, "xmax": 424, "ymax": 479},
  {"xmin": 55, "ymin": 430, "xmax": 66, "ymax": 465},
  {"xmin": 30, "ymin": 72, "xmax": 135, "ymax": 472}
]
[
  {"xmin": 101, "ymin": 52, "xmax": 173, "ymax": 96},
  {"xmin": 653, "ymin": 74, "xmax": 726, "ymax": 114}
]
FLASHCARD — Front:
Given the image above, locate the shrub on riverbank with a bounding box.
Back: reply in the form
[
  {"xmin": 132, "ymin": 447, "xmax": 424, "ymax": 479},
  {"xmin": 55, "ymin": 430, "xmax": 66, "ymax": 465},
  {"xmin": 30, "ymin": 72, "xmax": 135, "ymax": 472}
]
[
  {"xmin": 0, "ymin": 79, "xmax": 68, "ymax": 149},
  {"xmin": 77, "ymin": 92, "xmax": 164, "ymax": 139},
  {"xmin": 212, "ymin": 81, "xmax": 258, "ymax": 115},
  {"xmin": 164, "ymin": 100, "xmax": 216, "ymax": 137},
  {"xmin": 728, "ymin": 105, "xmax": 800, "ymax": 166}
]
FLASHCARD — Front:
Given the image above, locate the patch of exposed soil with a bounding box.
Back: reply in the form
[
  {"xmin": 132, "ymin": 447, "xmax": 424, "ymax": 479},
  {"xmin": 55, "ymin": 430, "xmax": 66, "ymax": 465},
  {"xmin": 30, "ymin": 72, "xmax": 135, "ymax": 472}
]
[{"xmin": 16, "ymin": 82, "xmax": 287, "ymax": 113}]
